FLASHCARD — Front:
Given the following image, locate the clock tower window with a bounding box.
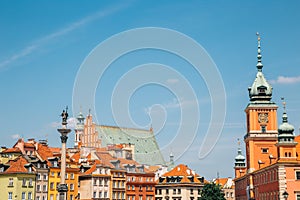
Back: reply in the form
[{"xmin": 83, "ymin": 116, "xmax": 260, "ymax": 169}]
[{"xmin": 261, "ymin": 125, "xmax": 266, "ymax": 133}]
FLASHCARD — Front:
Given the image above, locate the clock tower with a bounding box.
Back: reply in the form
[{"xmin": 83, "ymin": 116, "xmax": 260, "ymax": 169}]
[{"xmin": 244, "ymin": 33, "xmax": 278, "ymax": 173}]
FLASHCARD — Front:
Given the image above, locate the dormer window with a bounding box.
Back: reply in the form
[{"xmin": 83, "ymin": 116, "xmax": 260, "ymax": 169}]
[
  {"xmin": 257, "ymin": 86, "xmax": 267, "ymax": 95},
  {"xmin": 28, "ymin": 167, "xmax": 32, "ymax": 172}
]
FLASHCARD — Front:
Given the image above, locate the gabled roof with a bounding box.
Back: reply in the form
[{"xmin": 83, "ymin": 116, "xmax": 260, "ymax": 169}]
[
  {"xmin": 3, "ymin": 156, "xmax": 33, "ymax": 174},
  {"xmin": 214, "ymin": 178, "xmax": 234, "ymax": 189},
  {"xmin": 159, "ymin": 164, "xmax": 206, "ymax": 184},
  {"xmin": 83, "ymin": 160, "xmax": 102, "ymax": 175},
  {"xmin": 1, "ymin": 147, "xmax": 22, "ymax": 154},
  {"xmin": 36, "ymin": 143, "xmax": 53, "ymax": 160},
  {"xmin": 95, "ymin": 152, "xmax": 115, "ymax": 168}
]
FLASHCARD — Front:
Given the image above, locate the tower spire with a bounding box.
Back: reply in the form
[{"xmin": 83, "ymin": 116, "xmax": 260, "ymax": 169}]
[
  {"xmin": 281, "ymin": 97, "xmax": 288, "ymax": 123},
  {"xmin": 256, "ymin": 32, "xmax": 263, "ymax": 72}
]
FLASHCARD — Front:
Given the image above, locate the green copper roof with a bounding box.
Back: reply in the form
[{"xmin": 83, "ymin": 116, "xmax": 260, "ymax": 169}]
[
  {"xmin": 96, "ymin": 125, "xmax": 165, "ymax": 166},
  {"xmin": 248, "ymin": 33, "xmax": 273, "ymax": 102},
  {"xmin": 278, "ymin": 112, "xmax": 295, "ymax": 133}
]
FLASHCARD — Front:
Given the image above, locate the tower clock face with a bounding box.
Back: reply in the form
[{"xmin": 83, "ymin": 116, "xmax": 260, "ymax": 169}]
[{"xmin": 258, "ymin": 113, "xmax": 268, "ymax": 123}]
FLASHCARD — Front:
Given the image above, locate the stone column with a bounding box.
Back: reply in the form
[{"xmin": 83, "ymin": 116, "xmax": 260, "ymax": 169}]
[{"xmin": 57, "ymin": 108, "xmax": 71, "ymax": 200}]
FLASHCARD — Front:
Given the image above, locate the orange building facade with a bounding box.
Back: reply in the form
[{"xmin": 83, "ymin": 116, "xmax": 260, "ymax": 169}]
[{"xmin": 234, "ymin": 34, "xmax": 300, "ymax": 200}]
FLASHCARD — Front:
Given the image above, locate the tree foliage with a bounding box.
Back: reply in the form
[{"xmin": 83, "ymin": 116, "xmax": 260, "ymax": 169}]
[{"xmin": 199, "ymin": 183, "xmax": 226, "ymax": 200}]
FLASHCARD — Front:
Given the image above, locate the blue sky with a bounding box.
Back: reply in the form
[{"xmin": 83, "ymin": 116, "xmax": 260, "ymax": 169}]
[{"xmin": 0, "ymin": 1, "xmax": 300, "ymax": 179}]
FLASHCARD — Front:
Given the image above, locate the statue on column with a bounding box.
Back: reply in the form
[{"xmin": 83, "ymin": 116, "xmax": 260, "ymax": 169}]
[{"xmin": 61, "ymin": 106, "xmax": 68, "ymax": 126}]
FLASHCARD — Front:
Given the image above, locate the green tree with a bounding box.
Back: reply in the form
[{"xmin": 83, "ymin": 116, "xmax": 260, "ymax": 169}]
[{"xmin": 199, "ymin": 183, "xmax": 226, "ymax": 200}]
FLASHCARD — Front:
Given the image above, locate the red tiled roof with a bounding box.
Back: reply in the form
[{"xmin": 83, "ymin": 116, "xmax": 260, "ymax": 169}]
[
  {"xmin": 84, "ymin": 160, "xmax": 102, "ymax": 175},
  {"xmin": 215, "ymin": 178, "xmax": 228, "ymax": 186},
  {"xmin": 95, "ymin": 152, "xmax": 115, "ymax": 168},
  {"xmin": 71, "ymin": 152, "xmax": 80, "ymax": 162},
  {"xmin": 24, "ymin": 142, "xmax": 35, "ymax": 148},
  {"xmin": 147, "ymin": 165, "xmax": 161, "ymax": 172},
  {"xmin": 161, "ymin": 164, "xmax": 205, "ymax": 183},
  {"xmin": 1, "ymin": 147, "xmax": 22, "ymax": 154},
  {"xmin": 4, "ymin": 156, "xmax": 31, "ymax": 173},
  {"xmin": 37, "ymin": 143, "xmax": 53, "ymax": 160}
]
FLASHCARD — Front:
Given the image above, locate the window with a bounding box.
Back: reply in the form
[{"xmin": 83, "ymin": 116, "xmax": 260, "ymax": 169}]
[
  {"xmin": 296, "ymin": 194, "xmax": 300, "ymax": 200},
  {"xmin": 65, "ymin": 173, "xmax": 68, "ymax": 179},
  {"xmin": 50, "ymin": 182, "xmax": 54, "ymax": 190},
  {"xmin": 70, "ymin": 183, "xmax": 74, "ymax": 191},
  {"xmin": 70, "ymin": 173, "xmax": 74, "ymax": 179},
  {"xmin": 8, "ymin": 192, "xmax": 13, "ymax": 200},
  {"xmin": 22, "ymin": 178, "xmax": 26, "ymax": 187},
  {"xmin": 173, "ymin": 189, "xmax": 176, "ymax": 194},
  {"xmin": 43, "ymin": 174, "xmax": 48, "ymax": 180},
  {"xmin": 261, "ymin": 148, "xmax": 268, "ymax": 153},
  {"xmin": 29, "ymin": 178, "xmax": 33, "ymax": 187},
  {"xmin": 261, "ymin": 125, "xmax": 266, "ymax": 133},
  {"xmin": 22, "ymin": 192, "xmax": 26, "ymax": 200},
  {"xmin": 43, "ymin": 184, "xmax": 47, "ymax": 191},
  {"xmin": 50, "ymin": 195, "xmax": 53, "ymax": 200},
  {"xmin": 190, "ymin": 189, "xmax": 194, "ymax": 195},
  {"xmin": 166, "ymin": 189, "xmax": 169, "ymax": 194},
  {"xmin": 9, "ymin": 178, "xmax": 14, "ymax": 186},
  {"xmin": 296, "ymin": 171, "xmax": 300, "ymax": 180},
  {"xmin": 178, "ymin": 188, "xmax": 181, "ymax": 194},
  {"xmin": 70, "ymin": 195, "xmax": 73, "ymax": 200},
  {"xmin": 37, "ymin": 197, "xmax": 40, "ymax": 200},
  {"xmin": 37, "ymin": 185, "xmax": 41, "ymax": 192},
  {"xmin": 28, "ymin": 192, "xmax": 32, "ymax": 200},
  {"xmin": 51, "ymin": 172, "xmax": 54, "ymax": 177},
  {"xmin": 104, "ymin": 192, "xmax": 107, "ymax": 198},
  {"xmin": 37, "ymin": 173, "xmax": 41, "ymax": 180},
  {"xmin": 99, "ymin": 192, "xmax": 102, "ymax": 198}
]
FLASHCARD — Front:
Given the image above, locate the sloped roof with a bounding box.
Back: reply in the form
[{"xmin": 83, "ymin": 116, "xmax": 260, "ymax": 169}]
[
  {"xmin": 96, "ymin": 125, "xmax": 165, "ymax": 165},
  {"xmin": 37, "ymin": 143, "xmax": 53, "ymax": 160},
  {"xmin": 147, "ymin": 165, "xmax": 161, "ymax": 172},
  {"xmin": 160, "ymin": 164, "xmax": 206, "ymax": 184},
  {"xmin": 1, "ymin": 147, "xmax": 22, "ymax": 154},
  {"xmin": 83, "ymin": 160, "xmax": 102, "ymax": 175},
  {"xmin": 4, "ymin": 156, "xmax": 32, "ymax": 174},
  {"xmin": 95, "ymin": 152, "xmax": 115, "ymax": 168},
  {"xmin": 71, "ymin": 152, "xmax": 81, "ymax": 163},
  {"xmin": 215, "ymin": 178, "xmax": 235, "ymax": 189}
]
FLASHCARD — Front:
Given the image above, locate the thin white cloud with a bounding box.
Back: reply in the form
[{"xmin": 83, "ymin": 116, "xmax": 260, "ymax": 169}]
[
  {"xmin": 0, "ymin": 2, "xmax": 130, "ymax": 69},
  {"xmin": 51, "ymin": 117, "xmax": 77, "ymax": 129},
  {"xmin": 270, "ymin": 75, "xmax": 300, "ymax": 84}
]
